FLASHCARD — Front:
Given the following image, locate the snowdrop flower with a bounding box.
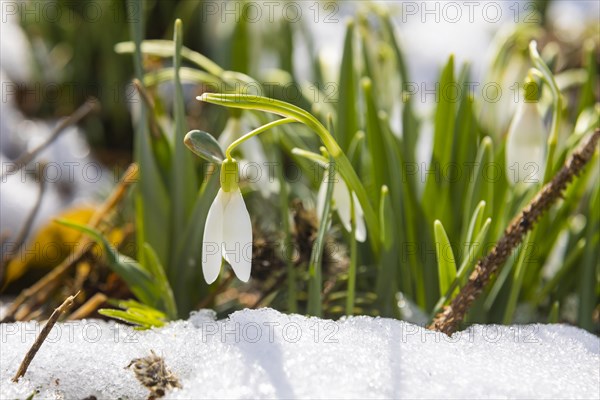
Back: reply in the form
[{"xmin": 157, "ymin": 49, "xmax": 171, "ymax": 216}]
[
  {"xmin": 202, "ymin": 158, "xmax": 252, "ymax": 284},
  {"xmin": 505, "ymin": 80, "xmax": 546, "ymax": 186},
  {"xmin": 317, "ymin": 167, "xmax": 367, "ymax": 242}
]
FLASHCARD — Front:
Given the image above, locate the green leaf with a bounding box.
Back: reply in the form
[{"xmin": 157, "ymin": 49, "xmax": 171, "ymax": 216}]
[
  {"xmin": 127, "ymin": 0, "xmax": 170, "ymax": 267},
  {"xmin": 143, "ymin": 67, "xmax": 221, "ymax": 87},
  {"xmin": 99, "ymin": 300, "xmax": 167, "ymax": 330},
  {"xmin": 462, "ymin": 200, "xmax": 487, "ymax": 249},
  {"xmin": 577, "ymin": 41, "xmax": 598, "ymax": 115},
  {"xmin": 55, "ymin": 220, "xmax": 161, "ymax": 309},
  {"xmin": 336, "ymin": 19, "xmax": 358, "ymax": 151},
  {"xmin": 423, "ymin": 55, "xmax": 456, "ymax": 233},
  {"xmin": 170, "ymin": 19, "xmax": 199, "ymax": 281},
  {"xmin": 431, "ymin": 55, "xmax": 457, "ymax": 167},
  {"xmin": 230, "ymin": 13, "xmax": 250, "ymax": 74},
  {"xmin": 115, "ymin": 39, "xmax": 224, "ymax": 77},
  {"xmin": 451, "ymin": 74, "xmax": 479, "ymax": 227},
  {"xmin": 376, "ymin": 186, "xmax": 401, "ymax": 317},
  {"xmin": 430, "ymin": 217, "xmax": 491, "ymax": 316},
  {"xmin": 457, "ymin": 218, "xmax": 491, "ymax": 286},
  {"xmin": 307, "ymin": 159, "xmax": 336, "ymax": 317},
  {"xmin": 170, "ymin": 171, "xmax": 219, "ymax": 315},
  {"xmin": 434, "ymin": 220, "xmax": 457, "ymax": 297},
  {"xmin": 579, "ymin": 181, "xmax": 600, "ymax": 330},
  {"xmin": 378, "ymin": 10, "xmax": 420, "ymax": 165},
  {"xmin": 143, "ymin": 243, "xmax": 177, "ymax": 319},
  {"xmin": 464, "ymin": 137, "xmax": 494, "ymax": 229},
  {"xmin": 503, "ymin": 234, "xmax": 533, "ymax": 324},
  {"xmin": 184, "ymin": 130, "xmax": 225, "ymax": 164},
  {"xmin": 361, "ymin": 77, "xmax": 387, "ymax": 206}
]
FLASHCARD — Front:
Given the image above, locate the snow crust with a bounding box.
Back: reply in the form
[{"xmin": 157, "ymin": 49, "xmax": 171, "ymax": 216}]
[{"xmin": 1, "ymin": 308, "xmax": 598, "ymax": 399}]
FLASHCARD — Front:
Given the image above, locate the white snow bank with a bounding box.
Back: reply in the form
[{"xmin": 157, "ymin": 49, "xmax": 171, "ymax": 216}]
[{"xmin": 1, "ymin": 308, "xmax": 598, "ymax": 399}]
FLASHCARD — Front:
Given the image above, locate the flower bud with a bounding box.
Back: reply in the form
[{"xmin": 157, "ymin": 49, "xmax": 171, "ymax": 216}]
[{"xmin": 505, "ymin": 81, "xmax": 546, "ymax": 186}]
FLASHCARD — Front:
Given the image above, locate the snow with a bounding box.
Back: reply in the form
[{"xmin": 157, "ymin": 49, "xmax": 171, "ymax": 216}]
[{"xmin": 0, "ymin": 308, "xmax": 598, "ymax": 399}]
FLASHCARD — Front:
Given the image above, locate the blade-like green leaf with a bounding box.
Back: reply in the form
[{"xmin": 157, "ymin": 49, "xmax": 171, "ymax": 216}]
[
  {"xmin": 503, "ymin": 234, "xmax": 533, "ymax": 324},
  {"xmin": 99, "ymin": 300, "xmax": 167, "ymax": 330},
  {"xmin": 56, "ymin": 219, "xmax": 160, "ymax": 308},
  {"xmin": 336, "ymin": 19, "xmax": 358, "ymax": 151},
  {"xmin": 462, "ymin": 200, "xmax": 487, "ymax": 249},
  {"xmin": 423, "ymin": 56, "xmax": 456, "ymax": 232},
  {"xmin": 361, "ymin": 77, "xmax": 387, "ymax": 206},
  {"xmin": 170, "ymin": 19, "xmax": 199, "ymax": 280},
  {"xmin": 376, "ymin": 186, "xmax": 401, "ymax": 317},
  {"xmin": 579, "ymin": 180, "xmax": 600, "ymax": 330},
  {"xmin": 434, "ymin": 220, "xmax": 457, "ymax": 297},
  {"xmin": 128, "ymin": 0, "xmax": 170, "ymax": 267},
  {"xmin": 143, "ymin": 243, "xmax": 177, "ymax": 319},
  {"xmin": 308, "ymin": 159, "xmax": 335, "ymax": 317},
  {"xmin": 430, "ymin": 217, "xmax": 491, "ymax": 316},
  {"xmin": 464, "ymin": 137, "xmax": 494, "ymax": 229},
  {"xmin": 170, "ymin": 171, "xmax": 219, "ymax": 315},
  {"xmin": 115, "ymin": 39, "xmax": 224, "ymax": 77}
]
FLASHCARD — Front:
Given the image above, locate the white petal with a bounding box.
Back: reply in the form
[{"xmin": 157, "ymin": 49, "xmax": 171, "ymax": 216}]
[
  {"xmin": 352, "ymin": 192, "xmax": 367, "ymax": 242},
  {"xmin": 202, "ymin": 189, "xmax": 226, "ymax": 284},
  {"xmin": 316, "ymin": 179, "xmax": 328, "ymax": 220},
  {"xmin": 333, "ymin": 178, "xmax": 352, "ymax": 233},
  {"xmin": 505, "ymin": 102, "xmax": 546, "ymax": 186},
  {"xmin": 222, "ymin": 189, "xmax": 253, "ymax": 282}
]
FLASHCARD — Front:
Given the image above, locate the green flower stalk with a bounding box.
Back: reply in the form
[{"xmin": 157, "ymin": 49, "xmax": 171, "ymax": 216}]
[{"xmin": 197, "ymin": 93, "xmax": 381, "ymax": 249}]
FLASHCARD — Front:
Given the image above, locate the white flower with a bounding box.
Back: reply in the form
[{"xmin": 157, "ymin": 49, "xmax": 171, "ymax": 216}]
[
  {"xmin": 505, "ymin": 90, "xmax": 546, "ymax": 186},
  {"xmin": 202, "ymin": 160, "xmax": 253, "ymax": 284},
  {"xmin": 317, "ymin": 168, "xmax": 367, "ymax": 242}
]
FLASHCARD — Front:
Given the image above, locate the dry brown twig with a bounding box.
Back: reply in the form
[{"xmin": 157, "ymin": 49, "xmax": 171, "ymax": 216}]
[
  {"xmin": 0, "ymin": 172, "xmax": 47, "ymax": 285},
  {"xmin": 12, "ymin": 291, "xmax": 80, "ymax": 382},
  {"xmin": 1, "ymin": 163, "xmax": 139, "ymax": 323},
  {"xmin": 67, "ymin": 292, "xmax": 108, "ymax": 321},
  {"xmin": 0, "ymin": 98, "xmax": 99, "ymax": 179},
  {"xmin": 429, "ymin": 129, "xmax": 600, "ymax": 335}
]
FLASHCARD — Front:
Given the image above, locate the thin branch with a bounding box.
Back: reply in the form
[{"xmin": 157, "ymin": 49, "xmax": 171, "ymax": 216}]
[
  {"xmin": 12, "ymin": 292, "xmax": 79, "ymax": 382},
  {"xmin": 0, "ymin": 171, "xmax": 47, "ymax": 285},
  {"xmin": 67, "ymin": 292, "xmax": 108, "ymax": 320},
  {"xmin": 0, "ymin": 98, "xmax": 99, "ymax": 179},
  {"xmin": 429, "ymin": 129, "xmax": 600, "ymax": 335}
]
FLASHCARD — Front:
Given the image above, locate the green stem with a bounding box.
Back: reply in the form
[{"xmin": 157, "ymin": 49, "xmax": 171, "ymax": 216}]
[
  {"xmin": 307, "ymin": 157, "xmax": 336, "ymax": 317},
  {"xmin": 225, "ymin": 117, "xmax": 296, "ymax": 160},
  {"xmin": 345, "ymin": 193, "xmax": 358, "ymax": 315},
  {"xmin": 274, "ymin": 147, "xmax": 297, "ymax": 313},
  {"xmin": 198, "ymin": 93, "xmax": 381, "ymax": 251},
  {"xmin": 290, "ymin": 148, "xmax": 329, "ymax": 167},
  {"xmin": 529, "ymin": 41, "xmax": 562, "ymax": 183}
]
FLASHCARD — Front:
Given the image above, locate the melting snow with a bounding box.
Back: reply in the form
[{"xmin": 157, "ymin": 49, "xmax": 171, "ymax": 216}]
[{"xmin": 0, "ymin": 308, "xmax": 598, "ymax": 399}]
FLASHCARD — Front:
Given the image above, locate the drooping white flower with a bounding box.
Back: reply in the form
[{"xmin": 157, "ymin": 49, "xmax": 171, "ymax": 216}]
[
  {"xmin": 505, "ymin": 81, "xmax": 546, "ymax": 186},
  {"xmin": 202, "ymin": 159, "xmax": 252, "ymax": 284},
  {"xmin": 317, "ymin": 168, "xmax": 367, "ymax": 242}
]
